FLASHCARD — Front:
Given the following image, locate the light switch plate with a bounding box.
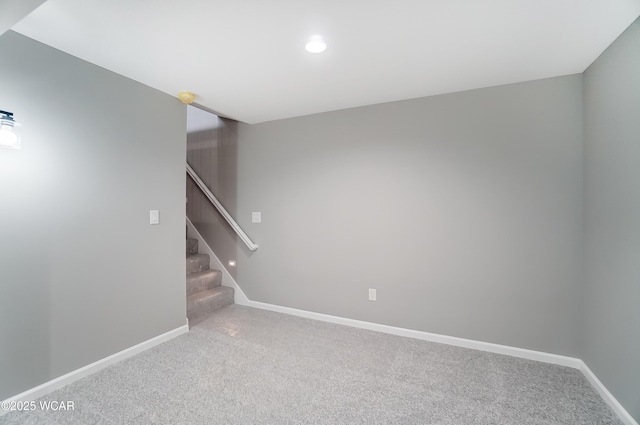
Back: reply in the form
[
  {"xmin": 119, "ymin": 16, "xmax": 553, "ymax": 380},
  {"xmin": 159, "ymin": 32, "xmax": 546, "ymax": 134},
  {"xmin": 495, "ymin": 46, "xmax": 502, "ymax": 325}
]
[
  {"xmin": 252, "ymin": 212, "xmax": 261, "ymax": 223},
  {"xmin": 369, "ymin": 288, "xmax": 376, "ymax": 301},
  {"xmin": 150, "ymin": 210, "xmax": 159, "ymax": 225}
]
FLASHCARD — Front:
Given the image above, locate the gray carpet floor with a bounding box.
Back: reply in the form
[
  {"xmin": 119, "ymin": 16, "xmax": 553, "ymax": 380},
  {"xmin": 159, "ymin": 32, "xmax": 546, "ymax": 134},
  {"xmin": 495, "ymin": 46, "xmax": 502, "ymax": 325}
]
[{"xmin": 0, "ymin": 305, "xmax": 621, "ymax": 424}]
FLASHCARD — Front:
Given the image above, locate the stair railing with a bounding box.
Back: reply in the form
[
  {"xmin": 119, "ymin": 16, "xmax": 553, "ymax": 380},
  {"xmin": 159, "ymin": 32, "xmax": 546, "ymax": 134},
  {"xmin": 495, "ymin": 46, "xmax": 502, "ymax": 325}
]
[{"xmin": 186, "ymin": 163, "xmax": 258, "ymax": 251}]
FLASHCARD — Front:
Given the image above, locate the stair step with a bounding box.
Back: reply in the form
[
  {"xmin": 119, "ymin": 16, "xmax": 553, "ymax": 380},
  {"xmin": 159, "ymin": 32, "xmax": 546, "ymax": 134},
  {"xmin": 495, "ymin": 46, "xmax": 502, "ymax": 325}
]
[
  {"xmin": 186, "ymin": 238, "xmax": 199, "ymax": 256},
  {"xmin": 187, "ymin": 269, "xmax": 222, "ymax": 296},
  {"xmin": 187, "ymin": 286, "xmax": 234, "ymax": 326},
  {"xmin": 186, "ymin": 254, "xmax": 210, "ymax": 274}
]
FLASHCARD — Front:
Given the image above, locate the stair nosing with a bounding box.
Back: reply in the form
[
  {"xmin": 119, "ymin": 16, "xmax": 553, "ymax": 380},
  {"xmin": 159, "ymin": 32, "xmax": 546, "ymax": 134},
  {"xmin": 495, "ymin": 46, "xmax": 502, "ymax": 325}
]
[{"xmin": 187, "ymin": 286, "xmax": 233, "ymax": 301}]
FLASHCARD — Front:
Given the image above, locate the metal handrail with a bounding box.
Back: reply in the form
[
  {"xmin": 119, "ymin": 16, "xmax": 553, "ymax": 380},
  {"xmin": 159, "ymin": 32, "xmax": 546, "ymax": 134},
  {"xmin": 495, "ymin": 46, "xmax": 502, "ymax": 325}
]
[{"xmin": 186, "ymin": 163, "xmax": 258, "ymax": 251}]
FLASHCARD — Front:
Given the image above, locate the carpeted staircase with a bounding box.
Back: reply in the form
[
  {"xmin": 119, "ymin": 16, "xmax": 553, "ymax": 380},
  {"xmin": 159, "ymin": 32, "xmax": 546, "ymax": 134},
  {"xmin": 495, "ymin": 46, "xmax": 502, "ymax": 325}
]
[{"xmin": 186, "ymin": 235, "xmax": 234, "ymax": 326}]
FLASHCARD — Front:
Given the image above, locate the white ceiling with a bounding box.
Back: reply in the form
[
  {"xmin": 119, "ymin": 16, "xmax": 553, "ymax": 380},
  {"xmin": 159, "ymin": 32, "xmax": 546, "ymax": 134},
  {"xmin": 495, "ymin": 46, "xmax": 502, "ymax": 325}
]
[{"xmin": 11, "ymin": 0, "xmax": 640, "ymax": 124}]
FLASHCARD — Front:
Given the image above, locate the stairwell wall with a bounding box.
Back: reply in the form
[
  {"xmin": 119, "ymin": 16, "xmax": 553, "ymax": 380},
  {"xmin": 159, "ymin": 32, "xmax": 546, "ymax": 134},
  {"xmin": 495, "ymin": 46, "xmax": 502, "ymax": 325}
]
[
  {"xmin": 0, "ymin": 32, "xmax": 186, "ymax": 400},
  {"xmin": 186, "ymin": 106, "xmax": 239, "ymax": 280},
  {"xmin": 235, "ymin": 75, "xmax": 585, "ymax": 358}
]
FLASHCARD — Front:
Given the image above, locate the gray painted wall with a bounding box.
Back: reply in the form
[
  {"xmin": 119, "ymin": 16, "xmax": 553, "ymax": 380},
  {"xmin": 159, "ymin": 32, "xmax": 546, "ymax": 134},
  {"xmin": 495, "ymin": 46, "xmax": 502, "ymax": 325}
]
[
  {"xmin": 186, "ymin": 106, "xmax": 239, "ymax": 279},
  {"xmin": 0, "ymin": 32, "xmax": 186, "ymax": 400},
  {"xmin": 236, "ymin": 75, "xmax": 584, "ymax": 357},
  {"xmin": 583, "ymin": 17, "xmax": 640, "ymax": 422}
]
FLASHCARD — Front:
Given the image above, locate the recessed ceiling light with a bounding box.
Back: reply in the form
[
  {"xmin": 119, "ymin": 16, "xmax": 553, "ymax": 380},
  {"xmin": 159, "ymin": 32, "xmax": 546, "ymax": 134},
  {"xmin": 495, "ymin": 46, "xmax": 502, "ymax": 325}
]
[{"xmin": 305, "ymin": 35, "xmax": 327, "ymax": 53}]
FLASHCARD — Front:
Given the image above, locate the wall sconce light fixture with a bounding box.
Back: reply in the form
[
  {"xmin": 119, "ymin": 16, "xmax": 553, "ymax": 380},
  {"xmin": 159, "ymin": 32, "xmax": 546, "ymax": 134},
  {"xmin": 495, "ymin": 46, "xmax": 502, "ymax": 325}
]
[{"xmin": 0, "ymin": 110, "xmax": 21, "ymax": 149}]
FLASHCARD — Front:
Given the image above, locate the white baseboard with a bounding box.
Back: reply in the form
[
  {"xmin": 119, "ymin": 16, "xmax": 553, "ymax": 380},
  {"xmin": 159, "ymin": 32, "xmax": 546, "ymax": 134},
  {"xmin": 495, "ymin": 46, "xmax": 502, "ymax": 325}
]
[
  {"xmin": 579, "ymin": 361, "xmax": 639, "ymax": 425},
  {"xmin": 246, "ymin": 299, "xmax": 637, "ymax": 425},
  {"xmin": 0, "ymin": 324, "xmax": 188, "ymax": 416},
  {"xmin": 6, "ymin": 292, "xmax": 633, "ymax": 424},
  {"xmin": 246, "ymin": 300, "xmax": 582, "ymax": 368},
  {"xmin": 186, "ymin": 217, "xmax": 250, "ymax": 306}
]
